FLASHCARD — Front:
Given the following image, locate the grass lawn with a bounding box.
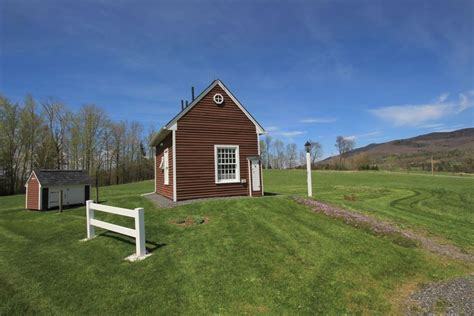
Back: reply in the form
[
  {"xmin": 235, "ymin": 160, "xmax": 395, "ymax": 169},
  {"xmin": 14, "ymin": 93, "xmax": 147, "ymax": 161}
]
[
  {"xmin": 265, "ymin": 170, "xmax": 474, "ymax": 252},
  {"xmin": 0, "ymin": 171, "xmax": 472, "ymax": 314}
]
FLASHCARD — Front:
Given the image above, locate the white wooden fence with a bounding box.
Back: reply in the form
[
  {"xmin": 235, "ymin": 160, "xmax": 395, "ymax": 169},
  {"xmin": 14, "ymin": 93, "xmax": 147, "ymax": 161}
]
[{"xmin": 85, "ymin": 200, "xmax": 149, "ymax": 261}]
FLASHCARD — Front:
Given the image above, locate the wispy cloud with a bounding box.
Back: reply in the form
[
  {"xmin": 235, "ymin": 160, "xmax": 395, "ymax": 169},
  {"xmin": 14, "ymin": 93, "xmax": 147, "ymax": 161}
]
[
  {"xmin": 280, "ymin": 131, "xmax": 306, "ymax": 137},
  {"xmin": 266, "ymin": 126, "xmax": 306, "ymax": 140},
  {"xmin": 343, "ymin": 131, "xmax": 382, "ymax": 142},
  {"xmin": 300, "ymin": 117, "xmax": 337, "ymax": 123},
  {"xmin": 265, "ymin": 126, "xmax": 279, "ymax": 132},
  {"xmin": 370, "ymin": 91, "xmax": 474, "ymax": 127}
]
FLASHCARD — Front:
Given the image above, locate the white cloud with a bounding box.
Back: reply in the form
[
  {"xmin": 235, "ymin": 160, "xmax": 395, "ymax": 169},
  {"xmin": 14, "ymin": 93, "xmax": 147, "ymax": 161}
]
[
  {"xmin": 419, "ymin": 123, "xmax": 445, "ymax": 129},
  {"xmin": 370, "ymin": 91, "xmax": 474, "ymax": 127},
  {"xmin": 343, "ymin": 131, "xmax": 382, "ymax": 141},
  {"xmin": 265, "ymin": 126, "xmax": 279, "ymax": 132},
  {"xmin": 266, "ymin": 126, "xmax": 306, "ymax": 140},
  {"xmin": 300, "ymin": 117, "xmax": 337, "ymax": 123},
  {"xmin": 280, "ymin": 131, "xmax": 306, "ymax": 137}
]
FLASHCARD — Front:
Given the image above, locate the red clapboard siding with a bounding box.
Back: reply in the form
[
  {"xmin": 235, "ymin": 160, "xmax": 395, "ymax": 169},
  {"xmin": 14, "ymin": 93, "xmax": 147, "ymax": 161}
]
[
  {"xmin": 155, "ymin": 133, "xmax": 174, "ymax": 199},
  {"xmin": 26, "ymin": 175, "xmax": 40, "ymax": 210},
  {"xmin": 175, "ymin": 84, "xmax": 262, "ymax": 201}
]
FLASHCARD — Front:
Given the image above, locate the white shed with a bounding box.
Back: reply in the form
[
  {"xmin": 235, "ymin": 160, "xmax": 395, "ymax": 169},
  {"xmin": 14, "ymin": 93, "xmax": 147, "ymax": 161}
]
[{"xmin": 25, "ymin": 170, "xmax": 91, "ymax": 210}]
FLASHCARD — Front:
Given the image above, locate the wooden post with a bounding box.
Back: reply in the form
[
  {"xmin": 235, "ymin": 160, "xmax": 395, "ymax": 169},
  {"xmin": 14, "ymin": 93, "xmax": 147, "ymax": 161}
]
[
  {"xmin": 95, "ymin": 176, "xmax": 99, "ymax": 203},
  {"xmin": 306, "ymin": 152, "xmax": 313, "ymax": 197},
  {"xmin": 135, "ymin": 208, "xmax": 146, "ymax": 258},
  {"xmin": 86, "ymin": 200, "xmax": 95, "ymax": 239},
  {"xmin": 59, "ymin": 190, "xmax": 63, "ymax": 213}
]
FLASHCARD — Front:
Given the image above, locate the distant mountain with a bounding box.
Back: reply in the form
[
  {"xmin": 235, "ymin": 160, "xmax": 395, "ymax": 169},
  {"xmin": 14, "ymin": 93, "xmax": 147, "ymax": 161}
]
[{"xmin": 318, "ymin": 128, "xmax": 474, "ymax": 172}]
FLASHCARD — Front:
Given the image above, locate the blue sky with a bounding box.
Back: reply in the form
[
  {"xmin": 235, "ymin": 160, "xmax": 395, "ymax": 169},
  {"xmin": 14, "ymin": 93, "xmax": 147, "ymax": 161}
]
[{"xmin": 1, "ymin": 0, "xmax": 473, "ymax": 157}]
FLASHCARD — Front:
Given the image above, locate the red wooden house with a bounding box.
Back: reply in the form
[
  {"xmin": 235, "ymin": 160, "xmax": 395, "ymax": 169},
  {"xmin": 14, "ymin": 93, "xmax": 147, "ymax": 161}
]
[{"xmin": 149, "ymin": 80, "xmax": 265, "ymax": 202}]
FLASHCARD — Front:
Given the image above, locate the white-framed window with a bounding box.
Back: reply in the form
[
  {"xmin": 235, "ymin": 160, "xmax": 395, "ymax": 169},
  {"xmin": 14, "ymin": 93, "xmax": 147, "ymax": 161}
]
[
  {"xmin": 213, "ymin": 93, "xmax": 224, "ymax": 105},
  {"xmin": 214, "ymin": 145, "xmax": 240, "ymax": 184},
  {"xmin": 163, "ymin": 149, "xmax": 169, "ymax": 185}
]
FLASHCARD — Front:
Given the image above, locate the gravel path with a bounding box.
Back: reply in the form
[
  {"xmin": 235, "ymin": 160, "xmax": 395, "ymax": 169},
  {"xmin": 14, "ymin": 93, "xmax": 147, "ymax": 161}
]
[
  {"xmin": 295, "ymin": 198, "xmax": 474, "ymax": 314},
  {"xmin": 144, "ymin": 193, "xmax": 250, "ymax": 209},
  {"xmin": 406, "ymin": 276, "xmax": 473, "ymax": 315},
  {"xmin": 294, "ymin": 197, "xmax": 474, "ymax": 263}
]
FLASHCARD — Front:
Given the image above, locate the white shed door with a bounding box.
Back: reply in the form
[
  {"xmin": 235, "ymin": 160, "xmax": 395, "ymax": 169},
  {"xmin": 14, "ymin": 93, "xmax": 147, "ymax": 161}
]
[
  {"xmin": 251, "ymin": 160, "xmax": 260, "ymax": 191},
  {"xmin": 49, "ymin": 190, "xmax": 60, "ymax": 208},
  {"xmin": 64, "ymin": 187, "xmax": 84, "ymax": 205}
]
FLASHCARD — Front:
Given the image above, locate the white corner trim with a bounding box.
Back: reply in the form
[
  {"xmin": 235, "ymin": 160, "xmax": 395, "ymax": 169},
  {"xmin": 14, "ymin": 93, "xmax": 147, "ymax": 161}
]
[
  {"xmin": 257, "ymin": 133, "xmax": 264, "ymax": 196},
  {"xmin": 214, "ymin": 144, "xmax": 241, "ymax": 184},
  {"xmin": 26, "ymin": 170, "xmax": 41, "ymax": 187},
  {"xmin": 154, "ymin": 150, "xmax": 157, "ymax": 193},
  {"xmin": 172, "ymin": 130, "xmax": 177, "ymax": 202},
  {"xmin": 248, "ymin": 159, "xmax": 252, "ymax": 197},
  {"xmin": 38, "ymin": 182, "xmax": 42, "ymax": 210},
  {"xmin": 25, "ymin": 184, "xmax": 28, "ymax": 208},
  {"xmin": 169, "ymin": 122, "xmax": 178, "ymax": 131}
]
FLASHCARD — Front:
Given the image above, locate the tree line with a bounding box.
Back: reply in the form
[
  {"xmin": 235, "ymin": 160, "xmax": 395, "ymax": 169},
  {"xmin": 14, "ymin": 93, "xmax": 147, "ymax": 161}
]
[
  {"xmin": 0, "ymin": 94, "xmax": 155, "ymax": 196},
  {"xmin": 259, "ymin": 135, "xmax": 356, "ymax": 170},
  {"xmin": 260, "ymin": 136, "xmax": 324, "ymax": 169}
]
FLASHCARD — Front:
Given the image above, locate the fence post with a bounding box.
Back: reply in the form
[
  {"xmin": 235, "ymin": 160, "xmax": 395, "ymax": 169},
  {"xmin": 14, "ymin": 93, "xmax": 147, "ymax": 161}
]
[
  {"xmin": 86, "ymin": 200, "xmax": 95, "ymax": 239},
  {"xmin": 135, "ymin": 208, "xmax": 146, "ymax": 258}
]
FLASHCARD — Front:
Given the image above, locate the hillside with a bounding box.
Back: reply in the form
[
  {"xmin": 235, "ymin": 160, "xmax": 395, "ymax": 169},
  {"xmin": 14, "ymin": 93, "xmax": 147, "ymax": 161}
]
[{"xmin": 319, "ymin": 128, "xmax": 474, "ymax": 172}]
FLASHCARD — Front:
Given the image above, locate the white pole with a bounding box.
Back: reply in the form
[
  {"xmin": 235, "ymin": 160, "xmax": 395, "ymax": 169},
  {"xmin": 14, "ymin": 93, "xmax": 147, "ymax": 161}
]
[
  {"xmin": 86, "ymin": 200, "xmax": 95, "ymax": 239},
  {"xmin": 306, "ymin": 152, "xmax": 312, "ymax": 197},
  {"xmin": 135, "ymin": 208, "xmax": 146, "ymax": 258}
]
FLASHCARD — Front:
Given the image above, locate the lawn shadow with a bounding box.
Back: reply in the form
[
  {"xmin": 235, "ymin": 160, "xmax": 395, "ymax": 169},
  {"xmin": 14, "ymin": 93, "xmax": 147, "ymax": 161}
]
[
  {"xmin": 263, "ymin": 192, "xmax": 280, "ymax": 196},
  {"xmin": 100, "ymin": 231, "xmax": 166, "ymax": 253}
]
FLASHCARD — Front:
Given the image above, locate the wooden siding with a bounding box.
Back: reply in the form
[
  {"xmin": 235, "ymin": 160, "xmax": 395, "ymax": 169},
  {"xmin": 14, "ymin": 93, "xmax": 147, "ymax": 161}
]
[
  {"xmin": 26, "ymin": 175, "xmax": 40, "ymax": 210},
  {"xmin": 175, "ymin": 85, "xmax": 262, "ymax": 201},
  {"xmin": 155, "ymin": 133, "xmax": 174, "ymax": 199}
]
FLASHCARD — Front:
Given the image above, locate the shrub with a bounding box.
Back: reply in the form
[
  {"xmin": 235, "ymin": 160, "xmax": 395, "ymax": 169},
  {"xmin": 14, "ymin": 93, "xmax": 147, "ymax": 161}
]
[{"xmin": 193, "ymin": 215, "xmax": 205, "ymax": 225}]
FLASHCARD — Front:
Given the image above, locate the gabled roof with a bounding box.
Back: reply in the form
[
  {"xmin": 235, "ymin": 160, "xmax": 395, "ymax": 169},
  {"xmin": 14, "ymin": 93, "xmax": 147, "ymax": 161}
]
[
  {"xmin": 150, "ymin": 80, "xmax": 265, "ymax": 146},
  {"xmin": 28, "ymin": 169, "xmax": 91, "ymax": 187}
]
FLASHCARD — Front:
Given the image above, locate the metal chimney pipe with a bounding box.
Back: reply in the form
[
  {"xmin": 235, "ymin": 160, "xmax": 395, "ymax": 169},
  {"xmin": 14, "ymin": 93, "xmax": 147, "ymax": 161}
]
[
  {"xmin": 191, "ymin": 86, "xmax": 195, "ymax": 101},
  {"xmin": 185, "ymin": 100, "xmax": 189, "ymax": 107},
  {"xmin": 181, "ymin": 100, "xmax": 184, "ymax": 110}
]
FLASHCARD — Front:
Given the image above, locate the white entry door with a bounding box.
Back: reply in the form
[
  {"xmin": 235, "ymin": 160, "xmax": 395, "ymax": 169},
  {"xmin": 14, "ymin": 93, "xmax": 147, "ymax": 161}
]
[{"xmin": 251, "ymin": 160, "xmax": 260, "ymax": 191}]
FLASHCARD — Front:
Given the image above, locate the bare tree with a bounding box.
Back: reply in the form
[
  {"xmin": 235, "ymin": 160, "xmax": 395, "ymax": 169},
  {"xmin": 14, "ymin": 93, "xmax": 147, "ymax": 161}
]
[
  {"xmin": 286, "ymin": 143, "xmax": 298, "ymax": 168},
  {"xmin": 0, "ymin": 96, "xmax": 22, "ymax": 194},
  {"xmin": 273, "ymin": 139, "xmax": 285, "ymax": 169},
  {"xmin": 42, "ymin": 98, "xmax": 69, "ymax": 169},
  {"xmin": 307, "ymin": 140, "xmax": 323, "ymax": 166},
  {"xmin": 264, "ymin": 135, "xmax": 273, "ymax": 169},
  {"xmin": 335, "ymin": 136, "xmax": 355, "ymax": 164},
  {"xmin": 78, "ymin": 104, "xmax": 106, "ymax": 172}
]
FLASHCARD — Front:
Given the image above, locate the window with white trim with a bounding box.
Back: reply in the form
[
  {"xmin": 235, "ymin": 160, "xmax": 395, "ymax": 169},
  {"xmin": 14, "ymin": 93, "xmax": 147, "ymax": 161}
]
[
  {"xmin": 163, "ymin": 149, "xmax": 169, "ymax": 185},
  {"xmin": 214, "ymin": 145, "xmax": 240, "ymax": 183}
]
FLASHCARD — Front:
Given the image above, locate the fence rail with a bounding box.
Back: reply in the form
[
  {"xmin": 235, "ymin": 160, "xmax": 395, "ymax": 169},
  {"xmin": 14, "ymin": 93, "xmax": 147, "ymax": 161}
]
[{"xmin": 84, "ymin": 200, "xmax": 148, "ymax": 261}]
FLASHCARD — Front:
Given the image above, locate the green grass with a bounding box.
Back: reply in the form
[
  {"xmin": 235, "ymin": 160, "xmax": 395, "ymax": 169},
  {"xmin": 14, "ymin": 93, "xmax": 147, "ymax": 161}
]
[
  {"xmin": 0, "ymin": 172, "xmax": 472, "ymax": 314},
  {"xmin": 266, "ymin": 170, "xmax": 474, "ymax": 252}
]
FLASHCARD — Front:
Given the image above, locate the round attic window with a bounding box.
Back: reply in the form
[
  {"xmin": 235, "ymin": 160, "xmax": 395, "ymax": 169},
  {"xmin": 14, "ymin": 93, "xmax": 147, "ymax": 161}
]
[{"xmin": 213, "ymin": 93, "xmax": 224, "ymax": 105}]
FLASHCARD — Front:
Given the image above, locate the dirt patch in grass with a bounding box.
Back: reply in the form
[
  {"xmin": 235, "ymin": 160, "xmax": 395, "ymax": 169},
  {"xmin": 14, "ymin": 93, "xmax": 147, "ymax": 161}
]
[
  {"xmin": 343, "ymin": 194, "xmax": 357, "ymax": 202},
  {"xmin": 294, "ymin": 197, "xmax": 474, "ymax": 263},
  {"xmin": 171, "ymin": 215, "xmax": 209, "ymax": 227}
]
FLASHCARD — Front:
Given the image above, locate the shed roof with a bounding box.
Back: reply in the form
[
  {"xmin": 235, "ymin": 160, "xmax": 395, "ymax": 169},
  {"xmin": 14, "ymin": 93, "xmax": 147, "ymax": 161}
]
[{"xmin": 31, "ymin": 169, "xmax": 92, "ymax": 187}]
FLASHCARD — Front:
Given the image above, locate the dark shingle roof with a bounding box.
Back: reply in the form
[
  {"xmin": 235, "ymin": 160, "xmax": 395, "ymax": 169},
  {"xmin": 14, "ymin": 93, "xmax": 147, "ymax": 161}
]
[{"xmin": 34, "ymin": 169, "xmax": 91, "ymax": 186}]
